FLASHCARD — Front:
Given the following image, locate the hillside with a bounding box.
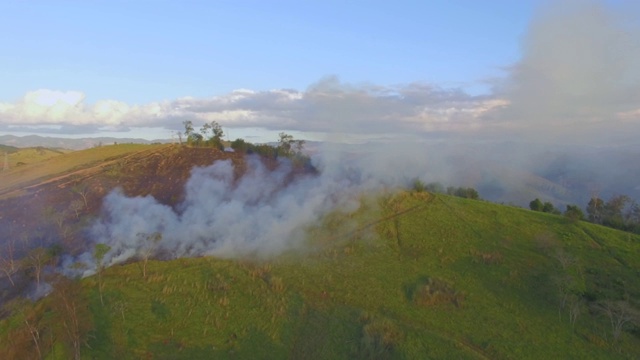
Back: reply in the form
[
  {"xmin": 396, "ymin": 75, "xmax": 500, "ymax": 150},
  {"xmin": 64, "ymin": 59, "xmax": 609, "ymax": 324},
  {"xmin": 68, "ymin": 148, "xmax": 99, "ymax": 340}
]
[
  {"xmin": 0, "ymin": 135, "xmax": 168, "ymax": 150},
  {"xmin": 2, "ymin": 192, "xmax": 640, "ymax": 358},
  {"xmin": 1, "ymin": 146, "xmax": 71, "ymax": 170},
  {"xmin": 0, "ymin": 144, "xmax": 639, "ymax": 359},
  {"xmin": 0, "ymin": 144, "xmax": 245, "ymax": 260}
]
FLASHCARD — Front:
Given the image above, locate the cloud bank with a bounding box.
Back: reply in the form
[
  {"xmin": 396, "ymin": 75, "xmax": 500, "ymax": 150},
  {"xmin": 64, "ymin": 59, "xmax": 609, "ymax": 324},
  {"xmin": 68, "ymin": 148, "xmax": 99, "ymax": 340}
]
[
  {"xmin": 0, "ymin": 80, "xmax": 501, "ymax": 139},
  {"xmin": 1, "ymin": 1, "xmax": 639, "ymax": 145}
]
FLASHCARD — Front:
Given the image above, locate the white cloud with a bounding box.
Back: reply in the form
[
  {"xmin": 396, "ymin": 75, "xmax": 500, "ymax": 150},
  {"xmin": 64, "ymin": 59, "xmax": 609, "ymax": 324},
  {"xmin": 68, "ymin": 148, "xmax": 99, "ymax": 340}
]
[{"xmin": 0, "ymin": 80, "xmax": 494, "ymax": 138}]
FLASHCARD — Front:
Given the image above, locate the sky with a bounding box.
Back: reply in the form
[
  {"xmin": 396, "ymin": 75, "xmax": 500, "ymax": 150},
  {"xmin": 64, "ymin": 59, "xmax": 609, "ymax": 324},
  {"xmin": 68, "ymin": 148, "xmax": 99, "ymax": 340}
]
[{"xmin": 0, "ymin": 0, "xmax": 638, "ymax": 144}]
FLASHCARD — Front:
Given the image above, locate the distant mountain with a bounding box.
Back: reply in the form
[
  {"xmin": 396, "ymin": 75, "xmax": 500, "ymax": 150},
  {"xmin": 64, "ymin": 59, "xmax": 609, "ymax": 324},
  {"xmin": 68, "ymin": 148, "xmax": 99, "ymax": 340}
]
[{"xmin": 0, "ymin": 134, "xmax": 171, "ymax": 150}]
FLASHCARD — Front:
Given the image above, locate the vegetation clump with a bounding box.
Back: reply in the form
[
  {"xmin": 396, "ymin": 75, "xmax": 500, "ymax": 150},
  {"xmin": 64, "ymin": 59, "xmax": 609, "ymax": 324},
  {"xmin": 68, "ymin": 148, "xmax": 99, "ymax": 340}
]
[
  {"xmin": 358, "ymin": 313, "xmax": 404, "ymax": 359},
  {"xmin": 409, "ymin": 277, "xmax": 465, "ymax": 308}
]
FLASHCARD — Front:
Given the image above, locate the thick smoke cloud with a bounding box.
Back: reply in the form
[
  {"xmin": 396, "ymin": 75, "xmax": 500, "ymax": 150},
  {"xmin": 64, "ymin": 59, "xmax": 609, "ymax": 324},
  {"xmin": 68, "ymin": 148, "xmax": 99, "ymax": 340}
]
[
  {"xmin": 88, "ymin": 154, "xmax": 386, "ymax": 268},
  {"xmin": 492, "ymin": 0, "xmax": 640, "ymax": 143}
]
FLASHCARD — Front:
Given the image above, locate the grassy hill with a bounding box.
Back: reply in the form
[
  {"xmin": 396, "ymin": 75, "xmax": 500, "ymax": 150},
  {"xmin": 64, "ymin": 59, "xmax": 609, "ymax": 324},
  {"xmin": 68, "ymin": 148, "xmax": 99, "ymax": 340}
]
[
  {"xmin": 0, "ymin": 143, "xmax": 638, "ymax": 358},
  {"xmin": 1, "ymin": 188, "xmax": 639, "ymax": 358},
  {"xmin": 0, "ymin": 143, "xmax": 155, "ymax": 199},
  {"xmin": 0, "ymin": 145, "xmax": 74, "ymax": 175}
]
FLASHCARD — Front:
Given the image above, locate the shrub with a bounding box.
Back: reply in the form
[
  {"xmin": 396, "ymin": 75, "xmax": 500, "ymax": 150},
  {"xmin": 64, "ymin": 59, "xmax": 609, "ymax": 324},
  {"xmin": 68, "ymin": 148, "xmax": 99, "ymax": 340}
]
[
  {"xmin": 359, "ymin": 314, "xmax": 404, "ymax": 358},
  {"xmin": 529, "ymin": 198, "xmax": 543, "ymax": 211},
  {"xmin": 409, "ymin": 277, "xmax": 464, "ymax": 307},
  {"xmin": 412, "ymin": 178, "xmax": 426, "ymax": 193},
  {"xmin": 564, "ymin": 205, "xmax": 585, "ymax": 222},
  {"xmin": 474, "ymin": 251, "xmax": 504, "ymax": 265}
]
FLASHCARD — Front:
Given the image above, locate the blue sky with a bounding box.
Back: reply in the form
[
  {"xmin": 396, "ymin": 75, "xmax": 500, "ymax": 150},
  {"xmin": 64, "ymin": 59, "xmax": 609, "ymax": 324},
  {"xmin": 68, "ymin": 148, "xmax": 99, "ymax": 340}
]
[
  {"xmin": 0, "ymin": 0, "xmax": 638, "ymax": 144},
  {"xmin": 0, "ymin": 1, "xmax": 534, "ymax": 103}
]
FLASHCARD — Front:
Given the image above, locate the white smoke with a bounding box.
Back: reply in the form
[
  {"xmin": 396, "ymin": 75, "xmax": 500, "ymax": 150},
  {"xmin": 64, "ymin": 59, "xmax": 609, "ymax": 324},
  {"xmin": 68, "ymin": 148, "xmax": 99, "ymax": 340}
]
[{"xmin": 87, "ymin": 151, "xmax": 398, "ymax": 269}]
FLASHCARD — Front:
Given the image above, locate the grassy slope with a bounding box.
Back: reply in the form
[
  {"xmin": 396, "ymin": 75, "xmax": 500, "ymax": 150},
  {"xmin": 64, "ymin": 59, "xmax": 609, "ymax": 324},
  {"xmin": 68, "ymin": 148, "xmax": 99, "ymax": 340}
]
[
  {"xmin": 6, "ymin": 191, "xmax": 636, "ymax": 359},
  {"xmin": 0, "ymin": 143, "xmax": 157, "ymax": 199},
  {"xmin": 3, "ymin": 147, "xmax": 71, "ymax": 167}
]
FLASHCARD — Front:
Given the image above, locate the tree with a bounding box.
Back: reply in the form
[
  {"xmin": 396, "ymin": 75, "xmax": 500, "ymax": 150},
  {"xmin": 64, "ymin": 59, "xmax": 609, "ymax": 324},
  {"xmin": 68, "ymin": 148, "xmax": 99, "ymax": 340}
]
[
  {"xmin": 564, "ymin": 204, "xmax": 584, "ymax": 222},
  {"xmin": 200, "ymin": 122, "xmax": 211, "ymax": 140},
  {"xmin": 602, "ymin": 195, "xmax": 630, "ymax": 229},
  {"xmin": 0, "ymin": 240, "xmax": 17, "ymax": 286},
  {"xmin": 294, "ymin": 138, "xmax": 305, "ymax": 153},
  {"xmin": 454, "ymin": 187, "xmax": 479, "ymax": 200},
  {"xmin": 425, "ymin": 182, "xmax": 445, "ymax": 194},
  {"xmin": 411, "ymin": 178, "xmax": 426, "ymax": 193},
  {"xmin": 231, "ymin": 138, "xmax": 248, "ymax": 152},
  {"xmin": 50, "ymin": 276, "xmax": 93, "ymax": 360},
  {"xmin": 277, "ymin": 132, "xmax": 294, "ymax": 156},
  {"xmin": 211, "ymin": 121, "xmax": 224, "ymax": 139},
  {"xmin": 586, "ymin": 197, "xmax": 605, "ymax": 224},
  {"xmin": 69, "ymin": 199, "xmax": 84, "ymax": 219},
  {"xmin": 208, "ymin": 121, "xmax": 224, "ymax": 150},
  {"xmin": 23, "ymin": 247, "xmax": 51, "ymax": 287},
  {"xmin": 70, "ymin": 182, "xmax": 89, "ymax": 208},
  {"xmin": 190, "ymin": 132, "xmax": 203, "ymax": 146},
  {"xmin": 542, "ymin": 202, "xmax": 560, "ymax": 214},
  {"xmin": 137, "ymin": 232, "xmax": 162, "ymax": 279},
  {"xmin": 183, "ymin": 120, "xmax": 194, "ymax": 141},
  {"xmin": 23, "ymin": 309, "xmax": 44, "ymax": 360},
  {"xmin": 594, "ymin": 300, "xmax": 640, "ymax": 342},
  {"xmin": 43, "ymin": 206, "xmax": 65, "ymax": 231},
  {"xmin": 93, "ymin": 243, "xmax": 111, "ymax": 306},
  {"xmin": 529, "ymin": 198, "xmax": 543, "ymax": 211}
]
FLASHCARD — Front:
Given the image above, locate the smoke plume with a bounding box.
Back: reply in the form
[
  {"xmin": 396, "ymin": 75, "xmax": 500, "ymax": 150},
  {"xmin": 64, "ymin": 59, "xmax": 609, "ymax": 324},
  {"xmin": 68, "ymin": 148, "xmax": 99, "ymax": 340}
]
[{"xmin": 87, "ymin": 153, "xmax": 394, "ymax": 269}]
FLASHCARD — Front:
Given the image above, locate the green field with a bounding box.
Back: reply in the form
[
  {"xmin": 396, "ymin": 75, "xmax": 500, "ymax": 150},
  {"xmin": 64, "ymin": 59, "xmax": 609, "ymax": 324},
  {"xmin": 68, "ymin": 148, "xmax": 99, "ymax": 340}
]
[
  {"xmin": 0, "ymin": 144, "xmax": 159, "ymax": 199},
  {"xmin": 2, "ymin": 190, "xmax": 639, "ymax": 359}
]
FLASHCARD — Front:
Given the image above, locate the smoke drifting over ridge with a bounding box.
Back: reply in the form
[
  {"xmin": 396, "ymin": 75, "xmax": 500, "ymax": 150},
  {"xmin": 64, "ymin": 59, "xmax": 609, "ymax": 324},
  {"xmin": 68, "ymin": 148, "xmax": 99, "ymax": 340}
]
[
  {"xmin": 69, "ymin": 0, "xmax": 640, "ymax": 273},
  {"xmin": 493, "ymin": 0, "xmax": 640, "ymax": 143},
  {"xmin": 87, "ymin": 152, "xmax": 397, "ymax": 269}
]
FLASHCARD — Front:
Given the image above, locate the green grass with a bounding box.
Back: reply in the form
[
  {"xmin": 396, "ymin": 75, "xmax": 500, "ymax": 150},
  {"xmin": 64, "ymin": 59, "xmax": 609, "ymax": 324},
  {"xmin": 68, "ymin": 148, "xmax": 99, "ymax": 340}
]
[
  {"xmin": 3, "ymin": 147, "xmax": 70, "ymax": 168},
  {"xmin": 2, "ymin": 191, "xmax": 640, "ymax": 359}
]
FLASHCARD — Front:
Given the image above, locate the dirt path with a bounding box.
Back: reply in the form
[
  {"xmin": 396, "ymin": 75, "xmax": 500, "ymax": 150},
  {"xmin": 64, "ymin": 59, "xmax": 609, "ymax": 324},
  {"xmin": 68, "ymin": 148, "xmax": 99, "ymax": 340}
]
[{"xmin": 0, "ymin": 147, "xmax": 159, "ymax": 199}]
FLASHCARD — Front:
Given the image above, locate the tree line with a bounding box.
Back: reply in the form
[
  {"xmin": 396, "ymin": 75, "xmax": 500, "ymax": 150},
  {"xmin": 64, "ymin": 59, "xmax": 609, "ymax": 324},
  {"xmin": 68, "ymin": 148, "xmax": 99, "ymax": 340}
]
[
  {"xmin": 412, "ymin": 180, "xmax": 480, "ymax": 200},
  {"xmin": 529, "ymin": 194, "xmax": 640, "ymax": 233},
  {"xmin": 181, "ymin": 120, "xmax": 309, "ymax": 164}
]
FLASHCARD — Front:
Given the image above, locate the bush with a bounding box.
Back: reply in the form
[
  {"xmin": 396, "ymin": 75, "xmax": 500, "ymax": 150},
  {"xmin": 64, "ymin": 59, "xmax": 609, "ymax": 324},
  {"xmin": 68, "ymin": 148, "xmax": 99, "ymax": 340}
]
[
  {"xmin": 564, "ymin": 205, "xmax": 584, "ymax": 222},
  {"xmin": 359, "ymin": 314, "xmax": 404, "ymax": 358},
  {"xmin": 412, "ymin": 178, "xmax": 426, "ymax": 193},
  {"xmin": 447, "ymin": 186, "xmax": 480, "ymax": 200},
  {"xmin": 409, "ymin": 277, "xmax": 464, "ymax": 307},
  {"xmin": 425, "ymin": 182, "xmax": 445, "ymax": 193},
  {"xmin": 529, "ymin": 198, "xmax": 543, "ymax": 211}
]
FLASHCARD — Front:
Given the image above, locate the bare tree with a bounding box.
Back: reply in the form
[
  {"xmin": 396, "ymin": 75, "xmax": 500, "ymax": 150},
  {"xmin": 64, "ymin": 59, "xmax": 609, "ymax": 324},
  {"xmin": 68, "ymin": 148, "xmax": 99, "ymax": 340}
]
[
  {"xmin": 50, "ymin": 277, "xmax": 93, "ymax": 360},
  {"xmin": 68, "ymin": 199, "xmax": 84, "ymax": 219},
  {"xmin": 137, "ymin": 232, "xmax": 162, "ymax": 279},
  {"xmin": 554, "ymin": 249, "xmax": 577, "ymax": 271},
  {"xmin": 0, "ymin": 240, "xmax": 18, "ymax": 286},
  {"xmin": 23, "ymin": 247, "xmax": 51, "ymax": 286},
  {"xmin": 70, "ymin": 182, "xmax": 89, "ymax": 208},
  {"xmin": 93, "ymin": 243, "xmax": 111, "ymax": 305},
  {"xmin": 23, "ymin": 311, "xmax": 43, "ymax": 360},
  {"xmin": 594, "ymin": 300, "xmax": 640, "ymax": 342},
  {"xmin": 567, "ymin": 294, "xmax": 584, "ymax": 327},
  {"xmin": 43, "ymin": 206, "xmax": 65, "ymax": 231}
]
